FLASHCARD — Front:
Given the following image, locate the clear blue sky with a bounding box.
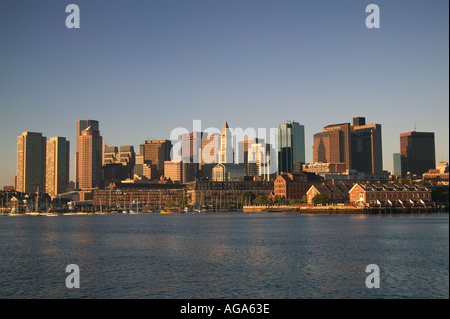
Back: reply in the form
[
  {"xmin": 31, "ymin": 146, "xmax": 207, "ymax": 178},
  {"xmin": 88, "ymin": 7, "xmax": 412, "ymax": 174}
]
[{"xmin": 0, "ymin": 0, "xmax": 448, "ymax": 186}]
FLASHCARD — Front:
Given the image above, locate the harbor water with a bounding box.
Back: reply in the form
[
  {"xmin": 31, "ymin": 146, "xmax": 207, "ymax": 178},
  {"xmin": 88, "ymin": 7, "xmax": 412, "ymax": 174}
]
[{"xmin": 0, "ymin": 212, "xmax": 448, "ymax": 299}]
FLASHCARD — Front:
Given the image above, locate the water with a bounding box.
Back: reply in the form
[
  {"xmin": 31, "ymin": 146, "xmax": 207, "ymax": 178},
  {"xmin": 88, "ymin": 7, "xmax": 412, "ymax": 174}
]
[{"xmin": 0, "ymin": 213, "xmax": 448, "ymax": 299}]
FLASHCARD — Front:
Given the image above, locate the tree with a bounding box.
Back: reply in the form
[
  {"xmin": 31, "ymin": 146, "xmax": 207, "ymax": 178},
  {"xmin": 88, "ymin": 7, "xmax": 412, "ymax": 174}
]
[
  {"xmin": 312, "ymin": 193, "xmax": 328, "ymax": 205},
  {"xmin": 253, "ymin": 195, "xmax": 269, "ymax": 206},
  {"xmin": 239, "ymin": 191, "xmax": 256, "ymax": 206},
  {"xmin": 432, "ymin": 186, "xmax": 449, "ymax": 203},
  {"xmin": 301, "ymin": 195, "xmax": 308, "ymax": 204}
]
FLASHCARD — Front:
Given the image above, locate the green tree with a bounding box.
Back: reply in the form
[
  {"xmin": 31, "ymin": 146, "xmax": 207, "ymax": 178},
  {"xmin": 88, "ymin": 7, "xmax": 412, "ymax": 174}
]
[
  {"xmin": 432, "ymin": 186, "xmax": 449, "ymax": 203},
  {"xmin": 300, "ymin": 195, "xmax": 308, "ymax": 204},
  {"xmin": 312, "ymin": 193, "xmax": 328, "ymax": 205},
  {"xmin": 253, "ymin": 195, "xmax": 269, "ymax": 206},
  {"xmin": 239, "ymin": 191, "xmax": 256, "ymax": 206}
]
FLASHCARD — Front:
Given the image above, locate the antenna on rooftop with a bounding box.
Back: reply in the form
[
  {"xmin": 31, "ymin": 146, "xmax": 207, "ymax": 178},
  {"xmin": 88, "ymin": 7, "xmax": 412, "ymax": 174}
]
[{"xmin": 414, "ymin": 119, "xmax": 416, "ymax": 132}]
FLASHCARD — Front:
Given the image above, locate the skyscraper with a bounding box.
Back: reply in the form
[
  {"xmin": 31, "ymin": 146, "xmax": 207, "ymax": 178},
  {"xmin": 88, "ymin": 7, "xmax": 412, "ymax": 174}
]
[
  {"xmin": 393, "ymin": 153, "xmax": 402, "ymax": 176},
  {"xmin": 400, "ymin": 131, "xmax": 435, "ymax": 176},
  {"xmin": 76, "ymin": 121, "xmax": 103, "ymax": 189},
  {"xmin": 278, "ymin": 121, "xmax": 305, "ymax": 174},
  {"xmin": 313, "ymin": 123, "xmax": 351, "ymax": 169},
  {"xmin": 313, "ymin": 117, "xmax": 382, "ymax": 175},
  {"xmin": 351, "ymin": 120, "xmax": 383, "ymax": 174},
  {"xmin": 46, "ymin": 137, "xmax": 70, "ymax": 197},
  {"xmin": 143, "ymin": 139, "xmax": 172, "ymax": 179},
  {"xmin": 220, "ymin": 121, "xmax": 234, "ymax": 164},
  {"xmin": 17, "ymin": 132, "xmax": 47, "ymax": 193}
]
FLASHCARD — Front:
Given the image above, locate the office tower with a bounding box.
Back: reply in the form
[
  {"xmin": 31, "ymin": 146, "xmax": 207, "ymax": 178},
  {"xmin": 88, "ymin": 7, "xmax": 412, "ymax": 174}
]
[
  {"xmin": 102, "ymin": 145, "xmax": 135, "ymax": 184},
  {"xmin": 164, "ymin": 160, "xmax": 183, "ymax": 183},
  {"xmin": 400, "ymin": 131, "xmax": 435, "ymax": 176},
  {"xmin": 103, "ymin": 146, "xmax": 118, "ymax": 165},
  {"xmin": 237, "ymin": 138, "xmax": 261, "ymax": 175},
  {"xmin": 248, "ymin": 142, "xmax": 272, "ymax": 180},
  {"xmin": 278, "ymin": 121, "xmax": 305, "ymax": 174},
  {"xmin": 17, "ymin": 132, "xmax": 47, "ymax": 193},
  {"xmin": 313, "ymin": 123, "xmax": 351, "ymax": 170},
  {"xmin": 220, "ymin": 121, "xmax": 234, "ymax": 164},
  {"xmin": 313, "ymin": 117, "xmax": 382, "ymax": 175},
  {"xmin": 143, "ymin": 139, "xmax": 172, "ymax": 179},
  {"xmin": 180, "ymin": 132, "xmax": 204, "ymax": 164},
  {"xmin": 77, "ymin": 122, "xmax": 103, "ymax": 189},
  {"xmin": 393, "ymin": 153, "xmax": 402, "ymax": 176},
  {"xmin": 46, "ymin": 137, "xmax": 70, "ymax": 197},
  {"xmin": 351, "ymin": 119, "xmax": 383, "ymax": 174},
  {"xmin": 76, "ymin": 120, "xmax": 101, "ymax": 189}
]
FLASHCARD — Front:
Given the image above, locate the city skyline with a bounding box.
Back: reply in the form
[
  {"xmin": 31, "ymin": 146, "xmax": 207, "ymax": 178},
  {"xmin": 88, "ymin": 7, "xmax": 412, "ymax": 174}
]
[{"xmin": 0, "ymin": 0, "xmax": 449, "ymax": 187}]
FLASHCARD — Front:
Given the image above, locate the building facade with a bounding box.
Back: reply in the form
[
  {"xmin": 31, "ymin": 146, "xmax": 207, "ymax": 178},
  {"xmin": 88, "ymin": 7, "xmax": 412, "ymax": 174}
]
[
  {"xmin": 77, "ymin": 122, "xmax": 103, "ymax": 189},
  {"xmin": 351, "ymin": 121, "xmax": 383, "ymax": 174},
  {"xmin": 400, "ymin": 131, "xmax": 435, "ymax": 176},
  {"xmin": 143, "ymin": 139, "xmax": 172, "ymax": 179},
  {"xmin": 274, "ymin": 172, "xmax": 322, "ymax": 201},
  {"xmin": 46, "ymin": 137, "xmax": 70, "ymax": 197},
  {"xmin": 278, "ymin": 121, "xmax": 305, "ymax": 174},
  {"xmin": 306, "ymin": 183, "xmax": 351, "ymax": 204},
  {"xmin": 312, "ymin": 117, "xmax": 382, "ymax": 175},
  {"xmin": 220, "ymin": 121, "xmax": 234, "ymax": 164},
  {"xmin": 393, "ymin": 153, "xmax": 402, "ymax": 176},
  {"xmin": 349, "ymin": 182, "xmax": 432, "ymax": 207},
  {"xmin": 17, "ymin": 132, "xmax": 47, "ymax": 194},
  {"xmin": 187, "ymin": 180, "xmax": 274, "ymax": 207},
  {"xmin": 212, "ymin": 163, "xmax": 246, "ymax": 181},
  {"xmin": 93, "ymin": 182, "xmax": 186, "ymax": 210}
]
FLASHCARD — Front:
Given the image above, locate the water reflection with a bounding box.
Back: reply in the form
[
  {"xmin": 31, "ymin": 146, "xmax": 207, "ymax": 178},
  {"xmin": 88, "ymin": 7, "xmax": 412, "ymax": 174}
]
[{"xmin": 0, "ymin": 213, "xmax": 447, "ymax": 298}]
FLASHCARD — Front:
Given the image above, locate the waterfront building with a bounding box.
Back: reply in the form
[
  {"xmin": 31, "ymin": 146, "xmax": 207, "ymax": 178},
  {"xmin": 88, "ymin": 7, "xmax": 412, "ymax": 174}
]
[
  {"xmin": 46, "ymin": 137, "xmax": 70, "ymax": 197},
  {"xmin": 17, "ymin": 132, "xmax": 47, "ymax": 194},
  {"xmin": 400, "ymin": 131, "xmax": 435, "ymax": 176},
  {"xmin": 77, "ymin": 122, "xmax": 103, "ymax": 189},
  {"xmin": 187, "ymin": 180, "xmax": 274, "ymax": 208},
  {"xmin": 306, "ymin": 183, "xmax": 351, "ymax": 204},
  {"xmin": 220, "ymin": 121, "xmax": 234, "ymax": 164},
  {"xmin": 212, "ymin": 163, "xmax": 246, "ymax": 181},
  {"xmin": 348, "ymin": 182, "xmax": 432, "ymax": 207},
  {"xmin": 274, "ymin": 172, "xmax": 322, "ymax": 201},
  {"xmin": 278, "ymin": 121, "xmax": 305, "ymax": 174},
  {"xmin": 93, "ymin": 182, "xmax": 186, "ymax": 210}
]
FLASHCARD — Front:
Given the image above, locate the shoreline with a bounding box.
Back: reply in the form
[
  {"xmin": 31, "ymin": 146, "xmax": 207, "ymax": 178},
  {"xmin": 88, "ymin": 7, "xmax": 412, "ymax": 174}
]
[{"xmin": 243, "ymin": 205, "xmax": 449, "ymax": 214}]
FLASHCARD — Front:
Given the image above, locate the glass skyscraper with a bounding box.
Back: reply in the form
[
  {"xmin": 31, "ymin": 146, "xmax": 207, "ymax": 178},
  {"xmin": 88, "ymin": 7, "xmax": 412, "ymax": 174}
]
[{"xmin": 278, "ymin": 121, "xmax": 305, "ymax": 174}]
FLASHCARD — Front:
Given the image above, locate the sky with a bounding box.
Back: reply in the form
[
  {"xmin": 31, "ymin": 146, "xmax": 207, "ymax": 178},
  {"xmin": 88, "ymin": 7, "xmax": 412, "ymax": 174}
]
[{"xmin": 0, "ymin": 0, "xmax": 448, "ymax": 187}]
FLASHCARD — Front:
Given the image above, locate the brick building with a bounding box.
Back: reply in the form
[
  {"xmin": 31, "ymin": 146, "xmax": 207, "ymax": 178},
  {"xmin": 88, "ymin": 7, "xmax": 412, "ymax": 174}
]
[{"xmin": 348, "ymin": 182, "xmax": 433, "ymax": 207}]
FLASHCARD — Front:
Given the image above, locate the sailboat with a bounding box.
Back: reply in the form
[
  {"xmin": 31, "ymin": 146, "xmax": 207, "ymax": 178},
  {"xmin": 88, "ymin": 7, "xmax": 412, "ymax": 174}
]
[{"xmin": 26, "ymin": 187, "xmax": 42, "ymax": 216}]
